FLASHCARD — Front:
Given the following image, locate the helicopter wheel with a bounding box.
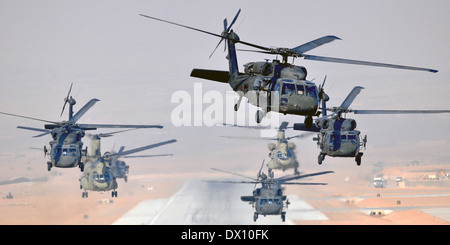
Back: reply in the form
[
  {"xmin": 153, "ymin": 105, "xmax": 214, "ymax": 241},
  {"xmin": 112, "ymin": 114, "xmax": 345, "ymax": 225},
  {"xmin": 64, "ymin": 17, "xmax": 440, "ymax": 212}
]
[
  {"xmin": 112, "ymin": 191, "xmax": 118, "ymax": 198},
  {"xmin": 253, "ymin": 212, "xmax": 258, "ymax": 222},
  {"xmin": 281, "ymin": 213, "xmax": 286, "ymax": 222},
  {"xmin": 318, "ymin": 154, "xmax": 325, "ymax": 165},
  {"xmin": 79, "ymin": 163, "xmax": 84, "ymax": 172},
  {"xmin": 355, "ymin": 153, "xmax": 363, "ymax": 166},
  {"xmin": 47, "ymin": 162, "xmax": 52, "ymax": 171},
  {"xmin": 82, "ymin": 191, "xmax": 88, "ymax": 198},
  {"xmin": 304, "ymin": 116, "xmax": 313, "ymax": 129},
  {"xmin": 255, "ymin": 110, "xmax": 264, "ymax": 123}
]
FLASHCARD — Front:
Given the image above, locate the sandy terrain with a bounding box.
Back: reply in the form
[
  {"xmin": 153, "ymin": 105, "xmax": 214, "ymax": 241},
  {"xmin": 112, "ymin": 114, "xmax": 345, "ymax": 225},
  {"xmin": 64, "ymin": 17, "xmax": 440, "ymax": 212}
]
[{"xmin": 0, "ymin": 161, "xmax": 449, "ymax": 225}]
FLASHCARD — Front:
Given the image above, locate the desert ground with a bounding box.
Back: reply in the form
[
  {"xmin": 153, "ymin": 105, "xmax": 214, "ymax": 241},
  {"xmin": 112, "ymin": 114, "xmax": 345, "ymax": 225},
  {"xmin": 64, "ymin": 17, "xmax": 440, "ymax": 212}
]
[{"xmin": 1, "ymin": 158, "xmax": 448, "ymax": 225}]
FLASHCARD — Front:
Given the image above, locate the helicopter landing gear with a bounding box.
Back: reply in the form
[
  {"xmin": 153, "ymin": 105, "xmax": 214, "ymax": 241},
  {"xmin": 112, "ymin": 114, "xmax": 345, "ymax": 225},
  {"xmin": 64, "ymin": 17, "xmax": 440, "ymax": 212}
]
[
  {"xmin": 79, "ymin": 162, "xmax": 84, "ymax": 172},
  {"xmin": 281, "ymin": 212, "xmax": 286, "ymax": 222},
  {"xmin": 234, "ymin": 95, "xmax": 243, "ymax": 111},
  {"xmin": 253, "ymin": 212, "xmax": 258, "ymax": 222},
  {"xmin": 82, "ymin": 191, "xmax": 88, "ymax": 198},
  {"xmin": 255, "ymin": 110, "xmax": 266, "ymax": 123},
  {"xmin": 304, "ymin": 116, "xmax": 313, "ymax": 129},
  {"xmin": 355, "ymin": 152, "xmax": 363, "ymax": 166},
  {"xmin": 112, "ymin": 190, "xmax": 118, "ymax": 198},
  {"xmin": 47, "ymin": 161, "xmax": 52, "ymax": 171},
  {"xmin": 318, "ymin": 153, "xmax": 325, "ymax": 165}
]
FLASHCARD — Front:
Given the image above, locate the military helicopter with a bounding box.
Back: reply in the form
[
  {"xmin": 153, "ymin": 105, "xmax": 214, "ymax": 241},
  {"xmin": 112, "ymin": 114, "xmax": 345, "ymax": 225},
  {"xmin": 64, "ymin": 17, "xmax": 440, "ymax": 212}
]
[
  {"xmin": 89, "ymin": 132, "xmax": 174, "ymax": 183},
  {"xmin": 80, "ymin": 131, "xmax": 177, "ymax": 198},
  {"xmin": 0, "ymin": 83, "xmax": 164, "ymax": 172},
  {"xmin": 140, "ymin": 10, "xmax": 437, "ymax": 126},
  {"xmin": 221, "ymin": 121, "xmax": 312, "ymax": 175},
  {"xmin": 209, "ymin": 161, "xmax": 333, "ymax": 222},
  {"xmin": 293, "ymin": 86, "xmax": 450, "ymax": 166}
]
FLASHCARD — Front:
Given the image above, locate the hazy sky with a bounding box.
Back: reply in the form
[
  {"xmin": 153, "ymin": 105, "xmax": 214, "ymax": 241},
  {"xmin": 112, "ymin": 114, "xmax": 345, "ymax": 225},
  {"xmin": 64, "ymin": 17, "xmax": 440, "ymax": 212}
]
[{"xmin": 0, "ymin": 0, "xmax": 449, "ymax": 179}]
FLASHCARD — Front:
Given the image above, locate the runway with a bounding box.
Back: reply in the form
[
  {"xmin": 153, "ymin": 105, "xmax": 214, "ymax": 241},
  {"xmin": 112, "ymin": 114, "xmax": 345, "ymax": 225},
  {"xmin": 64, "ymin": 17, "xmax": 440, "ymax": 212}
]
[{"xmin": 113, "ymin": 179, "xmax": 328, "ymax": 225}]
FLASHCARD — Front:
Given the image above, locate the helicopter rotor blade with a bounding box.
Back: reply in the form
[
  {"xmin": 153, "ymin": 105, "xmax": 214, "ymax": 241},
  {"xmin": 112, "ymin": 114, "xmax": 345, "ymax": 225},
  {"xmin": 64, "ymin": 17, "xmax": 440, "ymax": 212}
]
[
  {"xmin": 71, "ymin": 98, "xmax": 100, "ymax": 123},
  {"xmin": 17, "ymin": 126, "xmax": 52, "ymax": 138},
  {"xmin": 139, "ymin": 13, "xmax": 271, "ymax": 52},
  {"xmin": 60, "ymin": 82, "xmax": 73, "ymax": 117},
  {"xmin": 275, "ymin": 170, "xmax": 334, "ymax": 183},
  {"xmin": 123, "ymin": 153, "xmax": 173, "ymax": 158},
  {"xmin": 226, "ymin": 9, "xmax": 241, "ymax": 33},
  {"xmin": 110, "ymin": 139, "xmax": 177, "ymax": 158},
  {"xmin": 204, "ymin": 180, "xmax": 259, "ymax": 184},
  {"xmin": 87, "ymin": 128, "xmax": 137, "ymax": 139},
  {"xmin": 339, "ymin": 86, "xmax": 364, "ymax": 110},
  {"xmin": 352, "ymin": 109, "xmax": 450, "ymax": 114},
  {"xmin": 210, "ymin": 168, "xmax": 257, "ymax": 181},
  {"xmin": 285, "ymin": 132, "xmax": 315, "ymax": 140},
  {"xmin": 282, "ymin": 182, "xmax": 328, "ymax": 185},
  {"xmin": 0, "ymin": 111, "xmax": 57, "ymax": 124},
  {"xmin": 79, "ymin": 124, "xmax": 163, "ymax": 129},
  {"xmin": 292, "ymin": 35, "xmax": 341, "ymax": 54},
  {"xmin": 303, "ymin": 54, "xmax": 438, "ymax": 73}
]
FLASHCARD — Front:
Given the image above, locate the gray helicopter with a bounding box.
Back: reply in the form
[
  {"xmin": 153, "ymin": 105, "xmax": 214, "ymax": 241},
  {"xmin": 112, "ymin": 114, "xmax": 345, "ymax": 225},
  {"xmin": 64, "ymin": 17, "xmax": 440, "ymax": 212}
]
[
  {"xmin": 0, "ymin": 83, "xmax": 163, "ymax": 172},
  {"xmin": 209, "ymin": 162, "xmax": 333, "ymax": 222},
  {"xmin": 80, "ymin": 130, "xmax": 176, "ymax": 198},
  {"xmin": 294, "ymin": 86, "xmax": 450, "ymax": 166},
  {"xmin": 140, "ymin": 9, "xmax": 437, "ymax": 126},
  {"xmin": 221, "ymin": 122, "xmax": 312, "ymax": 175}
]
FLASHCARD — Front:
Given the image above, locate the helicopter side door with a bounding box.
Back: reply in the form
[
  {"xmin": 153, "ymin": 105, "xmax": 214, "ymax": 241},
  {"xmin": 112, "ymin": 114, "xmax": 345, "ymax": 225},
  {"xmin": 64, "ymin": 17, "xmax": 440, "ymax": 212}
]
[{"xmin": 326, "ymin": 132, "xmax": 341, "ymax": 152}]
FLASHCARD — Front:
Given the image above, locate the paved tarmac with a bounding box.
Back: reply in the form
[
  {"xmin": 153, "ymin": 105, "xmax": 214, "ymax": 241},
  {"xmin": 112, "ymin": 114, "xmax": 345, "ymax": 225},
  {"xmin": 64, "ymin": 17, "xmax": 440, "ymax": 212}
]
[{"xmin": 113, "ymin": 179, "xmax": 328, "ymax": 225}]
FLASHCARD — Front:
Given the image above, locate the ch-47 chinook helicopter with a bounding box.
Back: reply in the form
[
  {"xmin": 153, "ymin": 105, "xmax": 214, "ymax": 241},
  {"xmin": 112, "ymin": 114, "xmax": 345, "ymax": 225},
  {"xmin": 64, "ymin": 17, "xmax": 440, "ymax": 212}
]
[
  {"xmin": 80, "ymin": 130, "xmax": 176, "ymax": 198},
  {"xmin": 209, "ymin": 161, "xmax": 333, "ymax": 222},
  {"xmin": 87, "ymin": 131, "xmax": 174, "ymax": 183},
  {"xmin": 140, "ymin": 9, "xmax": 437, "ymax": 127},
  {"xmin": 0, "ymin": 83, "xmax": 164, "ymax": 172},
  {"xmin": 293, "ymin": 86, "xmax": 450, "ymax": 166}
]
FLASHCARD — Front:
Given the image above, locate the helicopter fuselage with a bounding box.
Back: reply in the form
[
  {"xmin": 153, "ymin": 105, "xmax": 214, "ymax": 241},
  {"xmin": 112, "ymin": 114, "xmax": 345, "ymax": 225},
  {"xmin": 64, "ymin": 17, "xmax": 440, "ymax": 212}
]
[
  {"xmin": 317, "ymin": 129, "xmax": 361, "ymax": 157},
  {"xmin": 79, "ymin": 159, "xmax": 118, "ymax": 193},
  {"xmin": 48, "ymin": 126, "xmax": 85, "ymax": 169},
  {"xmin": 242, "ymin": 183, "xmax": 287, "ymax": 221},
  {"xmin": 267, "ymin": 140, "xmax": 299, "ymax": 174},
  {"xmin": 219, "ymin": 61, "xmax": 320, "ymax": 117}
]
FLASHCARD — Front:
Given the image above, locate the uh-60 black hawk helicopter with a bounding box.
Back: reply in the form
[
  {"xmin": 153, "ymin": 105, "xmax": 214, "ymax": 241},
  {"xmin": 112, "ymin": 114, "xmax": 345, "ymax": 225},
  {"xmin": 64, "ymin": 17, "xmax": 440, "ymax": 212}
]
[
  {"xmin": 209, "ymin": 161, "xmax": 333, "ymax": 222},
  {"xmin": 0, "ymin": 83, "xmax": 164, "ymax": 172},
  {"xmin": 293, "ymin": 85, "xmax": 450, "ymax": 166},
  {"xmin": 140, "ymin": 9, "xmax": 437, "ymax": 127}
]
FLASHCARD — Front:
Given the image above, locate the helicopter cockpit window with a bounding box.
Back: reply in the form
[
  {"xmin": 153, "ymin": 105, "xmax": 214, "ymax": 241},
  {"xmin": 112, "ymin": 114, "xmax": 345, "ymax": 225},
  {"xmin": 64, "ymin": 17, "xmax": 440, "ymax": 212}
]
[
  {"xmin": 282, "ymin": 83, "xmax": 296, "ymax": 95},
  {"xmin": 296, "ymin": 84, "xmax": 304, "ymax": 95},
  {"xmin": 62, "ymin": 149, "xmax": 68, "ymax": 156},
  {"xmin": 347, "ymin": 135, "xmax": 357, "ymax": 144},
  {"xmin": 341, "ymin": 135, "xmax": 347, "ymax": 142},
  {"xmin": 260, "ymin": 199, "xmax": 268, "ymax": 205},
  {"xmin": 69, "ymin": 148, "xmax": 77, "ymax": 156},
  {"xmin": 305, "ymin": 85, "xmax": 318, "ymax": 98},
  {"xmin": 277, "ymin": 151, "xmax": 282, "ymax": 158}
]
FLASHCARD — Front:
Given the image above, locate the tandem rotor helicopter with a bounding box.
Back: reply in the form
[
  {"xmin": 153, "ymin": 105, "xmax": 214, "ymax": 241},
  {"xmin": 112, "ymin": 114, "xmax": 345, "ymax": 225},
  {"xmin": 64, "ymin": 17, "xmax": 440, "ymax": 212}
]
[
  {"xmin": 209, "ymin": 161, "xmax": 333, "ymax": 222},
  {"xmin": 0, "ymin": 83, "xmax": 164, "ymax": 172},
  {"xmin": 80, "ymin": 130, "xmax": 176, "ymax": 198},
  {"xmin": 293, "ymin": 86, "xmax": 450, "ymax": 166},
  {"xmin": 140, "ymin": 9, "xmax": 437, "ymax": 127}
]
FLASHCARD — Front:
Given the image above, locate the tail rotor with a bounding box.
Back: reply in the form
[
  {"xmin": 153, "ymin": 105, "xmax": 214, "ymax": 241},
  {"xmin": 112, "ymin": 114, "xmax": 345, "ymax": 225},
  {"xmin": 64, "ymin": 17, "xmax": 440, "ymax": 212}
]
[{"xmin": 209, "ymin": 9, "xmax": 241, "ymax": 58}]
